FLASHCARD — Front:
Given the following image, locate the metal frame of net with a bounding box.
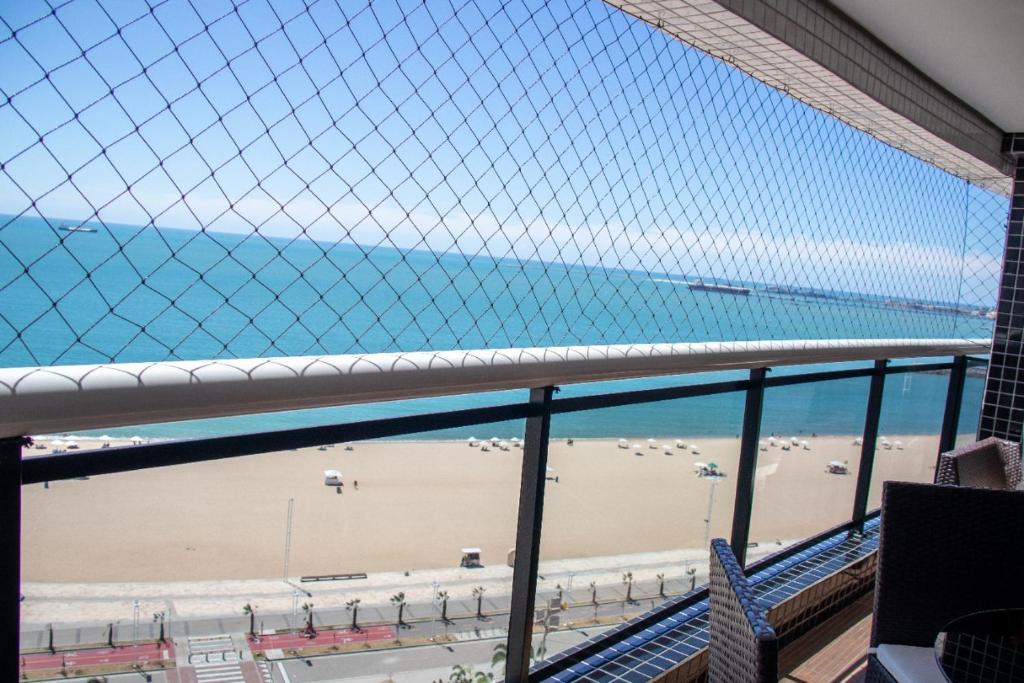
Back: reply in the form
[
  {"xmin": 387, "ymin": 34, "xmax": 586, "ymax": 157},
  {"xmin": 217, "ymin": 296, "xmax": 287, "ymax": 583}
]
[{"xmin": 0, "ymin": 0, "xmax": 1010, "ymax": 367}]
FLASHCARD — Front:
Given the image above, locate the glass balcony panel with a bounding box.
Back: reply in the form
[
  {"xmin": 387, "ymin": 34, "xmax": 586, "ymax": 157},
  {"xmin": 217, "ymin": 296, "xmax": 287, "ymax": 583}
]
[
  {"xmin": 529, "ymin": 390, "xmax": 745, "ymax": 667},
  {"xmin": 750, "ymin": 377, "xmax": 868, "ymax": 552},
  {"xmin": 20, "ymin": 415, "xmax": 526, "ymax": 680},
  {"xmin": 866, "ymin": 368, "xmax": 948, "ymax": 510},
  {"xmin": 955, "ymin": 368, "xmax": 986, "ymax": 447}
]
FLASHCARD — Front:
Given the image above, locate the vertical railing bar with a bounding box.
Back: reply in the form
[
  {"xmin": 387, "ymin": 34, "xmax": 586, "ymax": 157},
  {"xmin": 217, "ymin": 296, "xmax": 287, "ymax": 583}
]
[
  {"xmin": 937, "ymin": 355, "xmax": 969, "ymax": 458},
  {"xmin": 852, "ymin": 359, "xmax": 888, "ymax": 531},
  {"xmin": 2, "ymin": 437, "xmax": 23, "ymax": 679},
  {"xmin": 730, "ymin": 367, "xmax": 766, "ymax": 567},
  {"xmin": 505, "ymin": 386, "xmax": 553, "ymax": 683}
]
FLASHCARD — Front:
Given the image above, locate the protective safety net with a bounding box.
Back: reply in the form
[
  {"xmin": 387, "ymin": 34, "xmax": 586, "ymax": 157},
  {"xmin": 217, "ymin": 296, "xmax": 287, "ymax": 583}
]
[{"xmin": 0, "ymin": 0, "xmax": 1010, "ymax": 366}]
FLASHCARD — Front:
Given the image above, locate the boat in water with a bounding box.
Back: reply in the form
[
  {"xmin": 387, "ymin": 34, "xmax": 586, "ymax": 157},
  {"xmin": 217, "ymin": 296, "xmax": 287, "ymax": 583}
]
[
  {"xmin": 58, "ymin": 223, "xmax": 98, "ymax": 233},
  {"xmin": 687, "ymin": 279, "xmax": 751, "ymax": 296}
]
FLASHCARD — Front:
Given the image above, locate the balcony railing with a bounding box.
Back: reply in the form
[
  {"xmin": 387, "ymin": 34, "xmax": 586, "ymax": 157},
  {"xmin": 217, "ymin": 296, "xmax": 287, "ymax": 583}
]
[{"xmin": 2, "ymin": 337, "xmax": 988, "ymax": 681}]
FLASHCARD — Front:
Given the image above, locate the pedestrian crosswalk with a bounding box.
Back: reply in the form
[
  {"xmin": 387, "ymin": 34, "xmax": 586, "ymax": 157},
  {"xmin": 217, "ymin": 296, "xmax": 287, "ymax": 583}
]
[
  {"xmin": 257, "ymin": 659, "xmax": 274, "ymax": 683},
  {"xmin": 187, "ymin": 635, "xmax": 247, "ymax": 682},
  {"xmin": 454, "ymin": 626, "xmax": 507, "ymax": 641}
]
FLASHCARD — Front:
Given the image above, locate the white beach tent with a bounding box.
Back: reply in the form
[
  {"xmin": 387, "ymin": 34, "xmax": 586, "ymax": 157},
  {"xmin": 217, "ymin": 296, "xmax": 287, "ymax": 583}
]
[
  {"xmin": 675, "ymin": 439, "xmax": 686, "ymax": 449},
  {"xmin": 498, "ymin": 440, "xmax": 510, "ymax": 451},
  {"xmin": 65, "ymin": 440, "xmax": 79, "ymax": 449},
  {"xmin": 467, "ymin": 437, "xmax": 480, "ymax": 447},
  {"xmin": 130, "ymin": 435, "xmax": 144, "ymax": 445},
  {"xmin": 618, "ymin": 439, "xmax": 629, "ymax": 449},
  {"xmin": 647, "ymin": 438, "xmax": 658, "ymax": 449},
  {"xmin": 324, "ymin": 469, "xmax": 343, "ymax": 486}
]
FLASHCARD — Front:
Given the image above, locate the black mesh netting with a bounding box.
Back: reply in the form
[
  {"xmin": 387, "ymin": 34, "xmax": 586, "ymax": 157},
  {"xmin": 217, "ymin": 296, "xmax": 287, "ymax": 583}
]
[{"xmin": 0, "ymin": 0, "xmax": 1010, "ymax": 366}]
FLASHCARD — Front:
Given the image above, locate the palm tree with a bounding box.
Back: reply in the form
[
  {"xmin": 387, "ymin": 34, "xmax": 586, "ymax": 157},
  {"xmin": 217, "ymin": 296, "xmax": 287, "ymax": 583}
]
[
  {"xmin": 438, "ymin": 590, "xmax": 450, "ymax": 622},
  {"xmin": 301, "ymin": 602, "xmax": 316, "ymax": 636},
  {"xmin": 472, "ymin": 586, "xmax": 486, "ymax": 619},
  {"xmin": 346, "ymin": 598, "xmax": 361, "ymax": 631},
  {"xmin": 656, "ymin": 573, "xmax": 666, "ymax": 598},
  {"xmin": 622, "ymin": 572, "xmax": 634, "ymax": 603},
  {"xmin": 391, "ymin": 592, "xmax": 407, "ymax": 628},
  {"xmin": 242, "ymin": 603, "xmax": 256, "ymax": 638},
  {"xmin": 590, "ymin": 581, "xmax": 599, "ymax": 621}
]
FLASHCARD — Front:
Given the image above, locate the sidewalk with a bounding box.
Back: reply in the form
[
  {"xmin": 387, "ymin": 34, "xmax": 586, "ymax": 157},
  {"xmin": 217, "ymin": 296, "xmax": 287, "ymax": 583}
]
[{"xmin": 21, "ymin": 542, "xmax": 794, "ymax": 651}]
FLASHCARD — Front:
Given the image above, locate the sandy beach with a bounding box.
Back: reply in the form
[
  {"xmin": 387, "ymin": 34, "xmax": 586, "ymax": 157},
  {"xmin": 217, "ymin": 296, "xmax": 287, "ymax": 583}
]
[{"xmin": 21, "ymin": 433, "xmax": 943, "ymax": 583}]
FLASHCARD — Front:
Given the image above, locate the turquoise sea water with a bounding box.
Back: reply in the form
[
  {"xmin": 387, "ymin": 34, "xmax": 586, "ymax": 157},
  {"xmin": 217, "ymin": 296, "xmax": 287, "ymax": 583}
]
[{"xmin": 0, "ymin": 215, "xmax": 990, "ymax": 439}]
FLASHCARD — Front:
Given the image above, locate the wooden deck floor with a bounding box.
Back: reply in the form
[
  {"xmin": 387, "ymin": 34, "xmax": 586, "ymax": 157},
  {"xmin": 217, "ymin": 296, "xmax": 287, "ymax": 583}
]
[{"xmin": 779, "ymin": 593, "xmax": 874, "ymax": 683}]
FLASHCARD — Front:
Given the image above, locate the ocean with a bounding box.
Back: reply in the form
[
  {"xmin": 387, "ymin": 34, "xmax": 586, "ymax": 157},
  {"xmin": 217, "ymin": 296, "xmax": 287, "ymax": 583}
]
[{"xmin": 0, "ymin": 215, "xmax": 990, "ymax": 440}]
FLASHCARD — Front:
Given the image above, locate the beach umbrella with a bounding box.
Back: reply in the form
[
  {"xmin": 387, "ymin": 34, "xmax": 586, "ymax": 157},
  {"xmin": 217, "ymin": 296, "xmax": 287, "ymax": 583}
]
[
  {"xmin": 894, "ymin": 440, "xmax": 904, "ymax": 450},
  {"xmin": 498, "ymin": 441, "xmax": 510, "ymax": 450},
  {"xmin": 51, "ymin": 439, "xmax": 65, "ymax": 446},
  {"xmin": 618, "ymin": 439, "xmax": 629, "ymax": 449},
  {"xmin": 800, "ymin": 440, "xmax": 810, "ymax": 450},
  {"xmin": 758, "ymin": 440, "xmax": 767, "ymax": 451},
  {"xmin": 489, "ymin": 437, "xmax": 500, "ymax": 444},
  {"xmin": 631, "ymin": 443, "xmax": 641, "ymax": 450},
  {"xmin": 675, "ymin": 439, "xmax": 686, "ymax": 448},
  {"xmin": 99, "ymin": 435, "xmax": 112, "ymax": 440}
]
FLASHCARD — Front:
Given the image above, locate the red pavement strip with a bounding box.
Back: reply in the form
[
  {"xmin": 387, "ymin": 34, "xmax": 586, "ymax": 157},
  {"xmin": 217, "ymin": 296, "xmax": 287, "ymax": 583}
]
[
  {"xmin": 21, "ymin": 642, "xmax": 176, "ymax": 672},
  {"xmin": 248, "ymin": 625, "xmax": 394, "ymax": 652}
]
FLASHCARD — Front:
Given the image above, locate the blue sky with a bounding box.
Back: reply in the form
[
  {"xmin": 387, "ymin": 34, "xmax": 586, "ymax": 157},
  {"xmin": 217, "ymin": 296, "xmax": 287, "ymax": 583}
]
[{"xmin": 0, "ymin": 0, "xmax": 1009, "ymax": 306}]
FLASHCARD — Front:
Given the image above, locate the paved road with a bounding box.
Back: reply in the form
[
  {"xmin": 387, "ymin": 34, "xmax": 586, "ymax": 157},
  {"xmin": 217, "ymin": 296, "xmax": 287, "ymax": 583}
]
[{"xmin": 272, "ymin": 624, "xmax": 614, "ymax": 682}]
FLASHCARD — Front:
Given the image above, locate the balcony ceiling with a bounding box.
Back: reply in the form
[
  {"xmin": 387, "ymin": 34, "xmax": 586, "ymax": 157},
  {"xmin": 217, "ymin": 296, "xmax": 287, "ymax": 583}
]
[{"xmin": 832, "ymin": 0, "xmax": 1024, "ymax": 132}]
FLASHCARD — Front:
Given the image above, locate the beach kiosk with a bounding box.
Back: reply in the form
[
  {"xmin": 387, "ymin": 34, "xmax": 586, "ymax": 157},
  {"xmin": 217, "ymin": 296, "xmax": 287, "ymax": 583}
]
[
  {"xmin": 323, "ymin": 469, "xmax": 343, "ymax": 486},
  {"xmin": 460, "ymin": 547, "xmax": 482, "ymax": 568}
]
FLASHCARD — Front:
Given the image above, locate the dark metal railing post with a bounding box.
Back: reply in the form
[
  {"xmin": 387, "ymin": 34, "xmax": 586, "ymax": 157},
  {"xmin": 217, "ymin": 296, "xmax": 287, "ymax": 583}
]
[
  {"xmin": 2, "ymin": 437, "xmax": 23, "ymax": 678},
  {"xmin": 852, "ymin": 360, "xmax": 887, "ymax": 530},
  {"xmin": 730, "ymin": 367, "xmax": 766, "ymax": 566},
  {"xmin": 938, "ymin": 355, "xmax": 968, "ymax": 457},
  {"xmin": 505, "ymin": 386, "xmax": 554, "ymax": 683}
]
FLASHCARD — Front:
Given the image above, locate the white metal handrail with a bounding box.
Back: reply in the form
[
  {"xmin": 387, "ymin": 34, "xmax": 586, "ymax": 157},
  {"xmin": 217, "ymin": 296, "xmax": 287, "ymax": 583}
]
[{"xmin": 0, "ymin": 338, "xmax": 988, "ymax": 438}]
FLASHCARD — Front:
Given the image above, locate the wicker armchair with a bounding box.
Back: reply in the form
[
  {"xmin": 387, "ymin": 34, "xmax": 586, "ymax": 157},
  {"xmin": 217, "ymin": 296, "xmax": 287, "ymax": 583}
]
[
  {"xmin": 866, "ymin": 481, "xmax": 1024, "ymax": 682},
  {"xmin": 935, "ymin": 437, "xmax": 1021, "ymax": 489},
  {"xmin": 708, "ymin": 538, "xmax": 778, "ymax": 683}
]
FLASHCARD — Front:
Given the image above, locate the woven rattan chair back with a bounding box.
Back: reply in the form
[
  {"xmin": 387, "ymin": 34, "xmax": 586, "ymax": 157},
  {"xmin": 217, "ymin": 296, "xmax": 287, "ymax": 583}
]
[
  {"xmin": 935, "ymin": 437, "xmax": 1022, "ymax": 489},
  {"xmin": 708, "ymin": 538, "xmax": 778, "ymax": 683}
]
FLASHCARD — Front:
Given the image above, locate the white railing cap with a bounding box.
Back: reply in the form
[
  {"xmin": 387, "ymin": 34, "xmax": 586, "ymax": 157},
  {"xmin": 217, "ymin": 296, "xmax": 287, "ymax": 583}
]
[{"xmin": 0, "ymin": 338, "xmax": 988, "ymax": 438}]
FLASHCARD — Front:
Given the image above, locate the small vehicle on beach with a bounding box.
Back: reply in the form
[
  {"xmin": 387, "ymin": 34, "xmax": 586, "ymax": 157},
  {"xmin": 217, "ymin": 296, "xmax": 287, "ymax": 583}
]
[{"xmin": 460, "ymin": 547, "xmax": 483, "ymax": 568}]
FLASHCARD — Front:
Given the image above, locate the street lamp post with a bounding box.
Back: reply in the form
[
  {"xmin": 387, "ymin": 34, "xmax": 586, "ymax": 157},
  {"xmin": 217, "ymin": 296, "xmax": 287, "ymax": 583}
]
[
  {"xmin": 132, "ymin": 601, "xmax": 140, "ymax": 645},
  {"xmin": 431, "ymin": 581, "xmax": 439, "ymax": 641},
  {"xmin": 702, "ymin": 479, "xmax": 718, "ymax": 548}
]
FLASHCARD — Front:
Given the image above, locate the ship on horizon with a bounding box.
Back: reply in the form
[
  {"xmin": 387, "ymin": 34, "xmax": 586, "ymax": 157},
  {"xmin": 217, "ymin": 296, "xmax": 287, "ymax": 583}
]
[
  {"xmin": 687, "ymin": 279, "xmax": 751, "ymax": 296},
  {"xmin": 58, "ymin": 222, "xmax": 98, "ymax": 233}
]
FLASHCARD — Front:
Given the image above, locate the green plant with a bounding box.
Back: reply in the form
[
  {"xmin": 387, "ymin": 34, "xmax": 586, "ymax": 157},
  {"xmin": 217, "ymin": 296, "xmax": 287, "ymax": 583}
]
[
  {"xmin": 391, "ymin": 592, "xmax": 407, "ymax": 627},
  {"xmin": 346, "ymin": 598, "xmax": 361, "ymax": 630},
  {"xmin": 472, "ymin": 586, "xmax": 486, "ymax": 619}
]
